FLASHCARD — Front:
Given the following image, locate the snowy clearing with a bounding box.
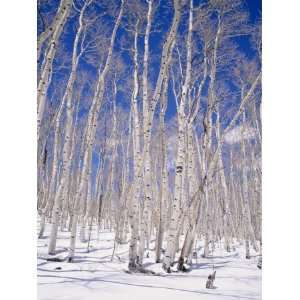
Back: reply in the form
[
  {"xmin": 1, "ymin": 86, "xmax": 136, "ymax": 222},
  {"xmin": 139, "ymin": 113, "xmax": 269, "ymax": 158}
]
[{"xmin": 38, "ymin": 224, "xmax": 261, "ymax": 300}]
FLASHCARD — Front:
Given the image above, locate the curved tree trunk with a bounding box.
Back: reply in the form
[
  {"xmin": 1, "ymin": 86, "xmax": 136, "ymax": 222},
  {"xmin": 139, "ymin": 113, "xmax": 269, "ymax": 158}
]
[
  {"xmin": 37, "ymin": 0, "xmax": 72, "ymax": 140},
  {"xmin": 48, "ymin": 1, "xmax": 90, "ymax": 254},
  {"xmin": 67, "ymin": 0, "xmax": 125, "ymax": 261}
]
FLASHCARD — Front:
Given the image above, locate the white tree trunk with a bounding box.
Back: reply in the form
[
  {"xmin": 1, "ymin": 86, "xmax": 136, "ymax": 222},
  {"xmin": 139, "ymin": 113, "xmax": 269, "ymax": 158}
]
[
  {"xmin": 155, "ymin": 78, "xmax": 169, "ymax": 263},
  {"xmin": 129, "ymin": 20, "xmax": 143, "ymax": 269},
  {"xmin": 48, "ymin": 2, "xmax": 90, "ymax": 254},
  {"xmin": 67, "ymin": 0, "xmax": 125, "ymax": 261},
  {"xmin": 163, "ymin": 0, "xmax": 191, "ymax": 272},
  {"xmin": 37, "ymin": 0, "xmax": 72, "ymax": 140},
  {"xmin": 215, "ymin": 105, "xmax": 235, "ymax": 251},
  {"xmin": 241, "ymin": 123, "xmax": 258, "ymax": 254}
]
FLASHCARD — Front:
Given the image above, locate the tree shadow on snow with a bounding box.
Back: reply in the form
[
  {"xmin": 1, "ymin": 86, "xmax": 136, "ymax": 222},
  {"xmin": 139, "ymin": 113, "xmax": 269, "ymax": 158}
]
[
  {"xmin": 38, "ymin": 267, "xmax": 121, "ymax": 274},
  {"xmin": 191, "ymin": 260, "xmax": 231, "ymax": 270},
  {"xmin": 142, "ymin": 262, "xmax": 156, "ymax": 268},
  {"xmin": 208, "ymin": 253, "xmax": 239, "ymax": 259},
  {"xmin": 38, "ymin": 274, "xmax": 257, "ymax": 299}
]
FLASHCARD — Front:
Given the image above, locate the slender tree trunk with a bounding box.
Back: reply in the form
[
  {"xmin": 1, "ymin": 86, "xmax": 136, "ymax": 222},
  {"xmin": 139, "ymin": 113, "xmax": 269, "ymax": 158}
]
[
  {"xmin": 215, "ymin": 104, "xmax": 236, "ymax": 251},
  {"xmin": 48, "ymin": 2, "xmax": 90, "ymax": 254},
  {"xmin": 155, "ymin": 82, "xmax": 170, "ymax": 263},
  {"xmin": 87, "ymin": 216, "xmax": 93, "ymax": 252},
  {"xmin": 38, "ymin": 213, "xmax": 46, "ymax": 239},
  {"xmin": 68, "ymin": 0, "xmax": 125, "ymax": 261},
  {"xmin": 132, "ymin": 0, "xmax": 182, "ymax": 269},
  {"xmin": 37, "ymin": 0, "xmax": 72, "ymax": 140},
  {"xmin": 241, "ymin": 128, "xmax": 258, "ymax": 254},
  {"xmin": 163, "ymin": 0, "xmax": 191, "ymax": 272},
  {"xmin": 80, "ymin": 216, "xmax": 87, "ymax": 242}
]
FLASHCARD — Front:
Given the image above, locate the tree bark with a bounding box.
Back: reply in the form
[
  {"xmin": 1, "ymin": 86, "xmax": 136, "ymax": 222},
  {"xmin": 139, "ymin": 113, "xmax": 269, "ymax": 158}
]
[
  {"xmin": 48, "ymin": 1, "xmax": 90, "ymax": 254},
  {"xmin": 67, "ymin": 0, "xmax": 125, "ymax": 261},
  {"xmin": 37, "ymin": 0, "xmax": 72, "ymax": 140}
]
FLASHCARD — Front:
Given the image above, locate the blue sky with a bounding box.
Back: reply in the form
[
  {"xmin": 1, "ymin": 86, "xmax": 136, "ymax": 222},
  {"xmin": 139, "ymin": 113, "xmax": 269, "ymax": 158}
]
[
  {"xmin": 38, "ymin": 0, "xmax": 261, "ymax": 194},
  {"xmin": 38, "ymin": 0, "xmax": 261, "ymax": 120}
]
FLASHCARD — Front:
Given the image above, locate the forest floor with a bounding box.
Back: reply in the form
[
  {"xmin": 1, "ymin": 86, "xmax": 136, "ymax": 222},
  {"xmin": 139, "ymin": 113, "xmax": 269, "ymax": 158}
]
[{"xmin": 37, "ymin": 224, "xmax": 261, "ymax": 300}]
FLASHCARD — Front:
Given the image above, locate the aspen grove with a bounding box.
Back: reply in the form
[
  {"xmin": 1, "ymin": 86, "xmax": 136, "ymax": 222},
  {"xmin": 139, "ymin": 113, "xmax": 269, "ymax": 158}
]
[{"xmin": 37, "ymin": 0, "xmax": 261, "ymax": 284}]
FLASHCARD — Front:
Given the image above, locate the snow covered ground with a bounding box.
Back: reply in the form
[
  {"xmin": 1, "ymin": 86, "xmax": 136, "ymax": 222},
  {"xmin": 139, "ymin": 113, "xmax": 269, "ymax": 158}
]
[{"xmin": 38, "ymin": 224, "xmax": 261, "ymax": 300}]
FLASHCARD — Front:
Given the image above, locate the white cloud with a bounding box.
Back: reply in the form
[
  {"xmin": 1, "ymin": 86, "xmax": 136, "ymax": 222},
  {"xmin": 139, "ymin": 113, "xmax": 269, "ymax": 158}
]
[{"xmin": 224, "ymin": 125, "xmax": 256, "ymax": 144}]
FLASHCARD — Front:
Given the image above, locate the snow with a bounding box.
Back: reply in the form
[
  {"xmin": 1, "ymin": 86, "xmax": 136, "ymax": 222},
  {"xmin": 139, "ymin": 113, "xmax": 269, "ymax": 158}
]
[{"xmin": 38, "ymin": 225, "xmax": 261, "ymax": 300}]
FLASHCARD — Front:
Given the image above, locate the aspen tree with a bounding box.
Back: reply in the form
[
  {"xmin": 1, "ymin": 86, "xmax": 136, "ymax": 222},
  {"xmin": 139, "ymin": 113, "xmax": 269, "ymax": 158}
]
[
  {"xmin": 163, "ymin": 0, "xmax": 192, "ymax": 272},
  {"xmin": 176, "ymin": 48, "xmax": 209, "ymax": 264},
  {"xmin": 48, "ymin": 1, "xmax": 91, "ymax": 254},
  {"xmin": 138, "ymin": 0, "xmax": 153, "ymax": 267},
  {"xmin": 155, "ymin": 78, "xmax": 169, "ymax": 263},
  {"xmin": 38, "ymin": 0, "xmax": 72, "ymax": 140},
  {"xmin": 240, "ymin": 112, "xmax": 258, "ymax": 256},
  {"xmin": 141, "ymin": 2, "xmax": 182, "ymax": 256},
  {"xmin": 68, "ymin": 0, "xmax": 125, "ymax": 262},
  {"xmin": 129, "ymin": 18, "xmax": 143, "ymax": 270},
  {"xmin": 215, "ymin": 101, "xmax": 235, "ymax": 251}
]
